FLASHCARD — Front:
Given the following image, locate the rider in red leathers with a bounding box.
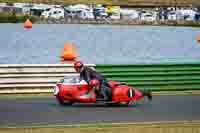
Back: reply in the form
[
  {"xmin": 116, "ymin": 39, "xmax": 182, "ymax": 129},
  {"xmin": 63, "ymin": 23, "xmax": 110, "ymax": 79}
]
[{"xmin": 73, "ymin": 61, "xmax": 111, "ymax": 101}]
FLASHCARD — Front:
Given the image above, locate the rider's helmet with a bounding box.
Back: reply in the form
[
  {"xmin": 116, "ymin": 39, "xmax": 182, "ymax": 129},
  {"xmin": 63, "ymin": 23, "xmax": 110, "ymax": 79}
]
[
  {"xmin": 73, "ymin": 61, "xmax": 83, "ymax": 72},
  {"xmin": 89, "ymin": 79, "xmax": 100, "ymax": 90}
]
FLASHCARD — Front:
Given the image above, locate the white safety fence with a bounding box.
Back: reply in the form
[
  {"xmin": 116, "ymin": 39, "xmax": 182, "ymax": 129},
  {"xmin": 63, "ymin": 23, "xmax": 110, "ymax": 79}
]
[{"xmin": 0, "ymin": 64, "xmax": 95, "ymax": 94}]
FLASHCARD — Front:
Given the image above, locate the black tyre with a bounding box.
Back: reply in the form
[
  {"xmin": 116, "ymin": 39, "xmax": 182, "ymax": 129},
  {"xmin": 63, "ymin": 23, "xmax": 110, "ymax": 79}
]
[
  {"xmin": 119, "ymin": 101, "xmax": 130, "ymax": 106},
  {"xmin": 142, "ymin": 89, "xmax": 152, "ymax": 101},
  {"xmin": 57, "ymin": 96, "xmax": 73, "ymax": 106}
]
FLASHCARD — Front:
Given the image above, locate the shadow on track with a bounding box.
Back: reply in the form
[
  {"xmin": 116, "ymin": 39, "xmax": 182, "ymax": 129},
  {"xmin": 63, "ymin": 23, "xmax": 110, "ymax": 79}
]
[{"xmin": 49, "ymin": 100, "xmax": 153, "ymax": 108}]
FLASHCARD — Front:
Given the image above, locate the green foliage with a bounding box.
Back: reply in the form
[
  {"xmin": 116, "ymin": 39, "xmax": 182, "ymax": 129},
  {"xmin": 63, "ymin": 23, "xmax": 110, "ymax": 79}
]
[{"xmin": 0, "ymin": 12, "xmax": 39, "ymax": 23}]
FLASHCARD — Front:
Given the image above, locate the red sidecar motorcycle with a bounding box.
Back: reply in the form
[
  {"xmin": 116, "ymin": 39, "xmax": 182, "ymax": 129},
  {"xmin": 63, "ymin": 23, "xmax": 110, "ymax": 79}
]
[{"xmin": 53, "ymin": 76, "xmax": 152, "ymax": 106}]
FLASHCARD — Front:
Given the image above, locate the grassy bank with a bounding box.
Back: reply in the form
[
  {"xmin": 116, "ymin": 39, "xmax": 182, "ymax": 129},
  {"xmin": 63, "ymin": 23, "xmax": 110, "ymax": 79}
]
[
  {"xmin": 0, "ymin": 121, "xmax": 200, "ymax": 133},
  {"xmin": 0, "ymin": 12, "xmax": 39, "ymax": 23},
  {"xmin": 0, "ymin": 12, "xmax": 200, "ymax": 27},
  {"xmin": 0, "ymin": 0, "xmax": 200, "ymax": 6},
  {"xmin": 36, "ymin": 18, "xmax": 200, "ymax": 27},
  {"xmin": 66, "ymin": 19, "xmax": 200, "ymax": 27}
]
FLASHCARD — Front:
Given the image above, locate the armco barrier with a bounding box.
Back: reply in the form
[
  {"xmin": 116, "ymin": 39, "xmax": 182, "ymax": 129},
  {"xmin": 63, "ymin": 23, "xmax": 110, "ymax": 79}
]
[
  {"xmin": 1, "ymin": 63, "xmax": 200, "ymax": 94},
  {"xmin": 95, "ymin": 63, "xmax": 200, "ymax": 91},
  {"xmin": 0, "ymin": 64, "xmax": 95, "ymax": 94}
]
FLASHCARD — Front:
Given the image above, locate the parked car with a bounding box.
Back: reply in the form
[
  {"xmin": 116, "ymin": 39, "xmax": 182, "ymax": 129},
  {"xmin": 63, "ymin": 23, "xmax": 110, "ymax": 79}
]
[
  {"xmin": 141, "ymin": 12, "xmax": 156, "ymax": 22},
  {"xmin": 64, "ymin": 5, "xmax": 94, "ymax": 19},
  {"xmin": 120, "ymin": 9, "xmax": 139, "ymax": 19},
  {"xmin": 31, "ymin": 4, "xmax": 51, "ymax": 16},
  {"xmin": 64, "ymin": 7, "xmax": 94, "ymax": 19},
  {"xmin": 93, "ymin": 6, "xmax": 108, "ymax": 19},
  {"xmin": 79, "ymin": 9, "xmax": 94, "ymax": 19},
  {"xmin": 64, "ymin": 7, "xmax": 81, "ymax": 18},
  {"xmin": 41, "ymin": 7, "xmax": 64, "ymax": 19},
  {"xmin": 167, "ymin": 11, "xmax": 177, "ymax": 20}
]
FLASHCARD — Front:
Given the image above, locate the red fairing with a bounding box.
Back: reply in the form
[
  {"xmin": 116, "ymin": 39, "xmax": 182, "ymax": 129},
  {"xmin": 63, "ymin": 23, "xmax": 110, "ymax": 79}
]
[
  {"xmin": 54, "ymin": 78, "xmax": 149, "ymax": 105},
  {"xmin": 56, "ymin": 83, "xmax": 84, "ymax": 99},
  {"xmin": 77, "ymin": 92, "xmax": 96, "ymax": 102},
  {"xmin": 112, "ymin": 85, "xmax": 130, "ymax": 102},
  {"xmin": 111, "ymin": 85, "xmax": 144, "ymax": 102},
  {"xmin": 56, "ymin": 83, "xmax": 96, "ymax": 102}
]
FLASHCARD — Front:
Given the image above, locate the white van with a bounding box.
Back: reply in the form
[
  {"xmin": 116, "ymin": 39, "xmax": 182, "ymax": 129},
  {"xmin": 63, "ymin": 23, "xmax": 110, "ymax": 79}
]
[
  {"xmin": 41, "ymin": 7, "xmax": 64, "ymax": 19},
  {"xmin": 141, "ymin": 12, "xmax": 156, "ymax": 22}
]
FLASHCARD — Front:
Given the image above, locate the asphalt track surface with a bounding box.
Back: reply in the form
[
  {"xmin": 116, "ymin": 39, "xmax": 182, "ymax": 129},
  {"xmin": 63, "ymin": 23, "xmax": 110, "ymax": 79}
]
[{"xmin": 0, "ymin": 95, "xmax": 200, "ymax": 127}]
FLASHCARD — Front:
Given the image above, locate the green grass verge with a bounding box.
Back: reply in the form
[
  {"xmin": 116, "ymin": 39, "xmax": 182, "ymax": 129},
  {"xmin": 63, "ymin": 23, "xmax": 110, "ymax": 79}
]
[
  {"xmin": 0, "ymin": 12, "xmax": 200, "ymax": 27},
  {"xmin": 0, "ymin": 121, "xmax": 200, "ymax": 133},
  {"xmin": 0, "ymin": 12, "xmax": 40, "ymax": 23}
]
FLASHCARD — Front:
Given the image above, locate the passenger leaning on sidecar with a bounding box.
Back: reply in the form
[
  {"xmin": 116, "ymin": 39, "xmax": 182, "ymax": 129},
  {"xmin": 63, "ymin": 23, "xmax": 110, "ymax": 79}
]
[{"xmin": 73, "ymin": 61, "xmax": 111, "ymax": 101}]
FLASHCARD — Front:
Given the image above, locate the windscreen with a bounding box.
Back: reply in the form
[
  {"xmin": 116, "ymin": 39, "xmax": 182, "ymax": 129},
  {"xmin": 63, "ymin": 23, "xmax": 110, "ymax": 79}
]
[{"xmin": 58, "ymin": 76, "xmax": 80, "ymax": 83}]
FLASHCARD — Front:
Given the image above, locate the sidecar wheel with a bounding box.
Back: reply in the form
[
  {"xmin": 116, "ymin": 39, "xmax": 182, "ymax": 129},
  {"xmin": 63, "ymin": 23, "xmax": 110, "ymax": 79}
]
[
  {"xmin": 57, "ymin": 96, "xmax": 73, "ymax": 106},
  {"xmin": 107, "ymin": 102, "xmax": 119, "ymax": 106}
]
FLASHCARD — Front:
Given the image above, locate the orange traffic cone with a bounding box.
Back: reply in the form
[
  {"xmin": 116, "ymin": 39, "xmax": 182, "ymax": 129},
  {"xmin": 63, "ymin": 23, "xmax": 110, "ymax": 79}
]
[
  {"xmin": 24, "ymin": 19, "xmax": 32, "ymax": 29},
  {"xmin": 60, "ymin": 42, "xmax": 77, "ymax": 62},
  {"xmin": 197, "ymin": 34, "xmax": 200, "ymax": 43}
]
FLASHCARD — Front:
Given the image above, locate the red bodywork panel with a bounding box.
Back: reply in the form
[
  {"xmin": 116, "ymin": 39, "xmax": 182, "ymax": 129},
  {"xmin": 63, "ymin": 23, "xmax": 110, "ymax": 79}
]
[
  {"xmin": 54, "ymin": 80, "xmax": 144, "ymax": 103},
  {"xmin": 56, "ymin": 83, "xmax": 96, "ymax": 102},
  {"xmin": 108, "ymin": 80, "xmax": 144, "ymax": 102}
]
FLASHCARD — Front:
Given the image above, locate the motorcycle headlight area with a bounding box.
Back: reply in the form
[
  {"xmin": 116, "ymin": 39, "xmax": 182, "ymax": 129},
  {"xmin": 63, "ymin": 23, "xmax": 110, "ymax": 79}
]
[{"xmin": 53, "ymin": 86, "xmax": 59, "ymax": 95}]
